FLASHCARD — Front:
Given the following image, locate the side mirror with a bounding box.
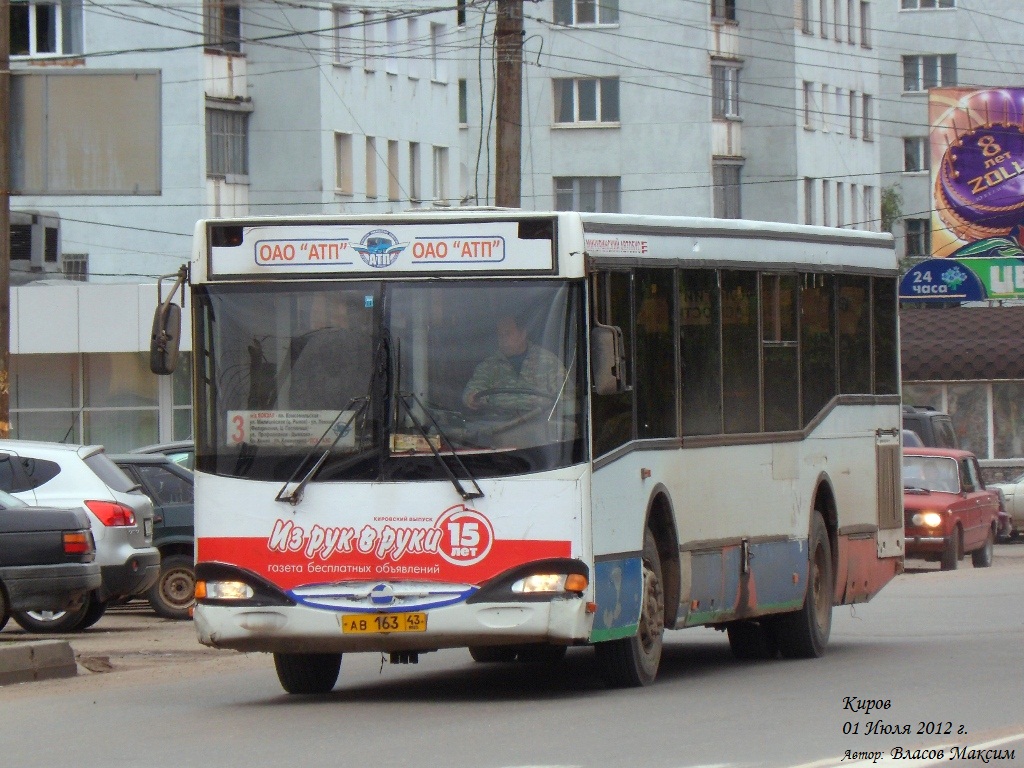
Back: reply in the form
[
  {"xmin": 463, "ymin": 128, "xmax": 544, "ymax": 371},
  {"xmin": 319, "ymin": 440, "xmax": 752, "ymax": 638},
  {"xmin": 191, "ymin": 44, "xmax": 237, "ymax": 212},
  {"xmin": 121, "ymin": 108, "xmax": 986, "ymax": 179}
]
[
  {"xmin": 150, "ymin": 301, "xmax": 181, "ymax": 375},
  {"xmin": 591, "ymin": 323, "xmax": 626, "ymax": 395},
  {"xmin": 150, "ymin": 265, "xmax": 188, "ymax": 375}
]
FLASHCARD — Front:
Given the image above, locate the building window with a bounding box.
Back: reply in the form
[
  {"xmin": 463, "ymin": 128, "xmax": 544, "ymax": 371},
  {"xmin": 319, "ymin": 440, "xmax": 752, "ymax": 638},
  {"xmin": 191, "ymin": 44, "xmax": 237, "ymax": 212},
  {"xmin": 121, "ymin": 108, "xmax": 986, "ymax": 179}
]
[
  {"xmin": 554, "ymin": 177, "xmax": 621, "ymax": 212},
  {"xmin": 863, "ymin": 186, "xmax": 875, "ymax": 230},
  {"xmin": 432, "ymin": 146, "xmax": 450, "ymax": 204},
  {"xmin": 901, "ymin": 0, "xmax": 954, "ymax": 8},
  {"xmin": 333, "ymin": 5, "xmax": 355, "ymax": 66},
  {"xmin": 712, "ymin": 63, "xmax": 741, "ymax": 119},
  {"xmin": 362, "ymin": 10, "xmax": 377, "ymax": 71},
  {"xmin": 905, "ymin": 218, "xmax": 930, "ymax": 258},
  {"xmin": 10, "ymin": 0, "xmax": 83, "ymax": 56},
  {"xmin": 904, "ymin": 137, "xmax": 929, "ymax": 172},
  {"xmin": 820, "ymin": 84, "xmax": 830, "ymax": 131},
  {"xmin": 62, "ymin": 253, "xmax": 88, "ymax": 282},
  {"xmin": 833, "ymin": 0, "xmax": 841, "ymax": 39},
  {"xmin": 365, "ymin": 136, "xmax": 378, "ymax": 198},
  {"xmin": 837, "ymin": 182, "xmax": 845, "ymax": 227},
  {"xmin": 804, "ymin": 177, "xmax": 816, "ymax": 225},
  {"xmin": 458, "ymin": 79, "xmax": 468, "ymax": 124},
  {"xmin": 903, "ymin": 54, "xmax": 957, "ymax": 91},
  {"xmin": 712, "ymin": 0, "xmax": 736, "ymax": 22},
  {"xmin": 388, "ymin": 140, "xmax": 401, "ymax": 201},
  {"xmin": 457, "ymin": 0, "xmax": 466, "ymax": 26},
  {"xmin": 860, "ymin": 1, "xmax": 871, "ymax": 47},
  {"xmin": 847, "ymin": 0, "xmax": 855, "ymax": 43},
  {"xmin": 713, "ymin": 163, "xmax": 742, "ymax": 219},
  {"xmin": 385, "ymin": 15, "xmax": 400, "ymax": 75},
  {"xmin": 861, "ymin": 93, "xmax": 873, "ymax": 140},
  {"xmin": 553, "ymin": 0, "xmax": 619, "ymax": 26},
  {"xmin": 409, "ymin": 142, "xmax": 422, "ymax": 203},
  {"xmin": 849, "ymin": 90, "xmax": 858, "ymax": 138},
  {"xmin": 407, "ymin": 16, "xmax": 423, "ymax": 79},
  {"xmin": 834, "ymin": 87, "xmax": 845, "ymax": 133},
  {"xmin": 803, "ymin": 81, "xmax": 816, "ymax": 129},
  {"xmin": 823, "ymin": 179, "xmax": 831, "ymax": 227},
  {"xmin": 801, "ymin": 0, "xmax": 812, "ymax": 33},
  {"xmin": 553, "ymin": 78, "xmax": 620, "ymax": 124},
  {"xmin": 430, "ymin": 23, "xmax": 447, "ymax": 81},
  {"xmin": 206, "ymin": 108, "xmax": 249, "ymax": 178},
  {"xmin": 203, "ymin": 0, "xmax": 241, "ymax": 54},
  {"xmin": 819, "ymin": 0, "xmax": 828, "ymax": 37},
  {"xmin": 335, "ymin": 133, "xmax": 353, "ymax": 195}
]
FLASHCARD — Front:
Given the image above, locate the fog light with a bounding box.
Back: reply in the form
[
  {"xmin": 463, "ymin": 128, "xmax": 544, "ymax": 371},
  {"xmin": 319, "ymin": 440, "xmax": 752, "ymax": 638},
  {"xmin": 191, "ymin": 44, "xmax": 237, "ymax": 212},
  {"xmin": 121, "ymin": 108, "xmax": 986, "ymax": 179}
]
[{"xmin": 203, "ymin": 580, "xmax": 254, "ymax": 600}]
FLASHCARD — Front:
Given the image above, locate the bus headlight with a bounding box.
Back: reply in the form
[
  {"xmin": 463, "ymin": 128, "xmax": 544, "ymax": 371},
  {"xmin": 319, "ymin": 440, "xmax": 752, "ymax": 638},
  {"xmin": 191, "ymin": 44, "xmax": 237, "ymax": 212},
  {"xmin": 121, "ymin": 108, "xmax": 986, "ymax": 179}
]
[
  {"xmin": 511, "ymin": 573, "xmax": 588, "ymax": 594},
  {"xmin": 911, "ymin": 511, "xmax": 943, "ymax": 529},
  {"xmin": 197, "ymin": 580, "xmax": 255, "ymax": 600}
]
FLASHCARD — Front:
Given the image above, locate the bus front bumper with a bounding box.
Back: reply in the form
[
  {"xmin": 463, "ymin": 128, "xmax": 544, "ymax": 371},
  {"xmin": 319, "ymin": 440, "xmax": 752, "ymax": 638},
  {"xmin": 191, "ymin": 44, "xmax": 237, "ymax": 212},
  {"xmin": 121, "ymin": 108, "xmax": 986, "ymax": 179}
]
[{"xmin": 192, "ymin": 597, "xmax": 594, "ymax": 654}]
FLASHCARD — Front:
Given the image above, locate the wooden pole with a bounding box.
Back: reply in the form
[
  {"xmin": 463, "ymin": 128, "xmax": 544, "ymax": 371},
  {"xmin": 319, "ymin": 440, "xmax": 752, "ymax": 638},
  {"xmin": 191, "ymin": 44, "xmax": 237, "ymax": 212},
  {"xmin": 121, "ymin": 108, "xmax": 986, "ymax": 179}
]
[{"xmin": 494, "ymin": 0, "xmax": 522, "ymax": 208}]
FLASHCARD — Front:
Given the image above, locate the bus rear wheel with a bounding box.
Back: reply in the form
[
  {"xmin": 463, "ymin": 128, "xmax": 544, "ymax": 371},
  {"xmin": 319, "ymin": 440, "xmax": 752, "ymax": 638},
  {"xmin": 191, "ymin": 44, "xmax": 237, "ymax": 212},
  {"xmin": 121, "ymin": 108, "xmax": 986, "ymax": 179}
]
[
  {"xmin": 771, "ymin": 512, "xmax": 833, "ymax": 659},
  {"xmin": 595, "ymin": 527, "xmax": 664, "ymax": 687},
  {"xmin": 273, "ymin": 652, "xmax": 342, "ymax": 694}
]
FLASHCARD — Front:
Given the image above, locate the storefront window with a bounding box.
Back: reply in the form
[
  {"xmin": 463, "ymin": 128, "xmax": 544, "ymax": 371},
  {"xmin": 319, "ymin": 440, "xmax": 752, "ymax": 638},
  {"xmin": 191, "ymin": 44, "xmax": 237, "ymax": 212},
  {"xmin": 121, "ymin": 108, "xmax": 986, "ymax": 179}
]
[
  {"xmin": 946, "ymin": 382, "xmax": 988, "ymax": 457},
  {"xmin": 902, "ymin": 383, "xmax": 942, "ymax": 411},
  {"xmin": 993, "ymin": 382, "xmax": 1024, "ymax": 459}
]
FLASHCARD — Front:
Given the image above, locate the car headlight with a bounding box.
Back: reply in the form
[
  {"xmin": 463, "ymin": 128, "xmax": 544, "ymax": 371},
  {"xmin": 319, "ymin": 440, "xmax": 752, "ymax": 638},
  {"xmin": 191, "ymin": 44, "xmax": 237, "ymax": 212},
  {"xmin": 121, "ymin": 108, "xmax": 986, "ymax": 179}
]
[
  {"xmin": 510, "ymin": 573, "xmax": 588, "ymax": 594},
  {"xmin": 911, "ymin": 511, "xmax": 943, "ymax": 528}
]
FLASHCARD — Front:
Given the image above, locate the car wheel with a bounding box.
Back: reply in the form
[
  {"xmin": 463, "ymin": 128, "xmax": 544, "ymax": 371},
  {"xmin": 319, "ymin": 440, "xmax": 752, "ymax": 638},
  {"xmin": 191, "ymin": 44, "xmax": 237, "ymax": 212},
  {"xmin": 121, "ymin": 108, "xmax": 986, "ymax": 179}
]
[
  {"xmin": 594, "ymin": 527, "xmax": 665, "ymax": 687},
  {"xmin": 971, "ymin": 528, "xmax": 995, "ymax": 568},
  {"xmin": 772, "ymin": 511, "xmax": 834, "ymax": 659},
  {"xmin": 940, "ymin": 528, "xmax": 962, "ymax": 571},
  {"xmin": 468, "ymin": 646, "xmax": 519, "ymax": 663},
  {"xmin": 727, "ymin": 620, "xmax": 780, "ymax": 660},
  {"xmin": 273, "ymin": 653, "xmax": 342, "ymax": 694},
  {"xmin": 77, "ymin": 595, "xmax": 108, "ymax": 630},
  {"xmin": 12, "ymin": 592, "xmax": 92, "ymax": 633},
  {"xmin": 147, "ymin": 554, "xmax": 196, "ymax": 620}
]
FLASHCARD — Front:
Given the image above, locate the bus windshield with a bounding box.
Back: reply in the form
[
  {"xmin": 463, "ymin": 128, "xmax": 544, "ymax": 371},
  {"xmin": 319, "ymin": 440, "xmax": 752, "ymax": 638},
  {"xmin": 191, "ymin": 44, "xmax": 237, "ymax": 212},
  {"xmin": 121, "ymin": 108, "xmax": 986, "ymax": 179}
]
[{"xmin": 194, "ymin": 279, "xmax": 587, "ymax": 482}]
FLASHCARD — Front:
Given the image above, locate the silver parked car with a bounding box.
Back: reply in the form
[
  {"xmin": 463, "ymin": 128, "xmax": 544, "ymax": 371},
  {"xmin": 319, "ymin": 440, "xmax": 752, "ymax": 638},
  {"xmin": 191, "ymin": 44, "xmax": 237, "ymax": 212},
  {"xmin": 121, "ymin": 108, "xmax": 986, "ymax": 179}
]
[{"xmin": 0, "ymin": 440, "xmax": 161, "ymax": 632}]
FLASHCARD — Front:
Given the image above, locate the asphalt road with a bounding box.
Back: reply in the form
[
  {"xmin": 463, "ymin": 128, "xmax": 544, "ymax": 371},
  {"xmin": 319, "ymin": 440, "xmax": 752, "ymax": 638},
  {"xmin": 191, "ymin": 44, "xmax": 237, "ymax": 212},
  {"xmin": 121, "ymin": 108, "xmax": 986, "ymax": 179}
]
[{"xmin": 1, "ymin": 545, "xmax": 1023, "ymax": 768}]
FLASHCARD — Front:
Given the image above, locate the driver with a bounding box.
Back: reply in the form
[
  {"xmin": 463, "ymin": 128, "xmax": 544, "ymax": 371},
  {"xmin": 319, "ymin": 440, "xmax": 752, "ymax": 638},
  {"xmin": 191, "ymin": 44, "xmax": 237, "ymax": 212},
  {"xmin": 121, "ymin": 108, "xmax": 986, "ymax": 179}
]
[{"xmin": 462, "ymin": 314, "xmax": 566, "ymax": 415}]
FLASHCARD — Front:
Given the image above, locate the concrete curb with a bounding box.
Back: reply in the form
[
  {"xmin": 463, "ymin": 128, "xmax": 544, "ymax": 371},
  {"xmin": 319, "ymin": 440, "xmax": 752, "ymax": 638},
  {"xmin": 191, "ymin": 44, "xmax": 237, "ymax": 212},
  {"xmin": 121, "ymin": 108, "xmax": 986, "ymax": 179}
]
[{"xmin": 0, "ymin": 640, "xmax": 77, "ymax": 685}]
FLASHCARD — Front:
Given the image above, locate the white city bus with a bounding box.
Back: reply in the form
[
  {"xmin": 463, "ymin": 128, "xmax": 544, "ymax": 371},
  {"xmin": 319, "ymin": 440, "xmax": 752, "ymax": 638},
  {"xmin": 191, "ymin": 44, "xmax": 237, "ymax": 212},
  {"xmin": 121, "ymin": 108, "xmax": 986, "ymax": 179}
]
[{"xmin": 152, "ymin": 210, "xmax": 904, "ymax": 693}]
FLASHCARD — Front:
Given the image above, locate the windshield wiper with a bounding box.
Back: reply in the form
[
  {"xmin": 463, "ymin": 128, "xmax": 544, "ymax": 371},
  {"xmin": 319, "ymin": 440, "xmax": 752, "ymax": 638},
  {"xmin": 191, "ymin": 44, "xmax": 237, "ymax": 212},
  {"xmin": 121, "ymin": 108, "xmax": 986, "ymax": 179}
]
[
  {"xmin": 395, "ymin": 392, "xmax": 484, "ymax": 500},
  {"xmin": 275, "ymin": 396, "xmax": 369, "ymax": 505}
]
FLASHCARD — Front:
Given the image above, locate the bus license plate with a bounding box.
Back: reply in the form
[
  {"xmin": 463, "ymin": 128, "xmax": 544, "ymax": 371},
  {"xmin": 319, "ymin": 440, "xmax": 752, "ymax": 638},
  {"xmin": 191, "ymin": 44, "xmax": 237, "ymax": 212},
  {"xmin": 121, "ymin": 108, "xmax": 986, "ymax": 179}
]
[{"xmin": 341, "ymin": 613, "xmax": 427, "ymax": 634}]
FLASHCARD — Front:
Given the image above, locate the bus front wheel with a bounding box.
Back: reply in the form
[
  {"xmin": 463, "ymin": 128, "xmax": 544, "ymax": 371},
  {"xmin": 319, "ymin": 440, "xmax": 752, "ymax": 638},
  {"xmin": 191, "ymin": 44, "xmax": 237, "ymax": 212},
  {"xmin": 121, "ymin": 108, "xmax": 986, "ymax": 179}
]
[
  {"xmin": 771, "ymin": 512, "xmax": 833, "ymax": 659},
  {"xmin": 595, "ymin": 527, "xmax": 665, "ymax": 687},
  {"xmin": 273, "ymin": 652, "xmax": 342, "ymax": 694}
]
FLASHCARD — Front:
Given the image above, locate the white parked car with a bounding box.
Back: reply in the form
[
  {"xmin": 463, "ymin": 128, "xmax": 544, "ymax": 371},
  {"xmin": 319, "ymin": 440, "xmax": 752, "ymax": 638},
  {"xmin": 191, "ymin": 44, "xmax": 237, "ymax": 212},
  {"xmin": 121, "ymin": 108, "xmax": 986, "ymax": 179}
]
[
  {"xmin": 0, "ymin": 440, "xmax": 160, "ymax": 632},
  {"xmin": 989, "ymin": 471, "xmax": 1024, "ymax": 539}
]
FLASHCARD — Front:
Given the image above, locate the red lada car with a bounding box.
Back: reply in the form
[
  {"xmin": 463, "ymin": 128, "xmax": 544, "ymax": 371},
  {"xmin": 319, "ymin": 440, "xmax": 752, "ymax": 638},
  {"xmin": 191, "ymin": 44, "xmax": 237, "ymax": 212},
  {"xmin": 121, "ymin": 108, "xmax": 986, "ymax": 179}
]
[{"xmin": 903, "ymin": 447, "xmax": 1000, "ymax": 570}]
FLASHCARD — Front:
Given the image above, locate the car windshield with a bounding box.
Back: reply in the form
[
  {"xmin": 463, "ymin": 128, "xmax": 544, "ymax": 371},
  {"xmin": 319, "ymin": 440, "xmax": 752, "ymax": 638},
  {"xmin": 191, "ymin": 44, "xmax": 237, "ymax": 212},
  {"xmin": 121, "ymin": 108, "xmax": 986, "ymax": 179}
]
[
  {"xmin": 904, "ymin": 455, "xmax": 961, "ymax": 493},
  {"xmin": 194, "ymin": 279, "xmax": 587, "ymax": 482},
  {"xmin": 0, "ymin": 488, "xmax": 27, "ymax": 508}
]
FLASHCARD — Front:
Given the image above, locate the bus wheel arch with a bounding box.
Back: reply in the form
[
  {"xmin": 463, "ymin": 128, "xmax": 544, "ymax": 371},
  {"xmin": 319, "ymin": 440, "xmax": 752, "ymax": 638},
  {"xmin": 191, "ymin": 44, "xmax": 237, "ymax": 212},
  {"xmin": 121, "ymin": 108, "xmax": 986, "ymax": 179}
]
[
  {"xmin": 645, "ymin": 489, "xmax": 680, "ymax": 631},
  {"xmin": 811, "ymin": 476, "xmax": 839, "ymax": 580}
]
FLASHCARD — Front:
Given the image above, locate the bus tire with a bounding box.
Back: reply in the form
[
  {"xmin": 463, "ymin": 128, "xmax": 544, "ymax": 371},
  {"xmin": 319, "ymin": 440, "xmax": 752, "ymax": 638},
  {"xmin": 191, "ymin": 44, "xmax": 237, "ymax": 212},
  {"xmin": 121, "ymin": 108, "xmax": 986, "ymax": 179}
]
[
  {"xmin": 468, "ymin": 646, "xmax": 519, "ymax": 663},
  {"xmin": 726, "ymin": 621, "xmax": 779, "ymax": 660},
  {"xmin": 773, "ymin": 512, "xmax": 833, "ymax": 659},
  {"xmin": 595, "ymin": 527, "xmax": 664, "ymax": 687},
  {"xmin": 273, "ymin": 652, "xmax": 342, "ymax": 694},
  {"xmin": 971, "ymin": 528, "xmax": 994, "ymax": 568}
]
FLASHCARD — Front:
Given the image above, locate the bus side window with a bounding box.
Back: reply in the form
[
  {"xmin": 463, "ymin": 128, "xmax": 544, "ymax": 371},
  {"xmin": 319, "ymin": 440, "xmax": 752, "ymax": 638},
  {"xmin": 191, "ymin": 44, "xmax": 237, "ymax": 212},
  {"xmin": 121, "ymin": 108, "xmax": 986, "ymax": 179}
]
[
  {"xmin": 680, "ymin": 269, "xmax": 722, "ymax": 436},
  {"xmin": 591, "ymin": 271, "xmax": 633, "ymax": 456},
  {"xmin": 635, "ymin": 268, "xmax": 677, "ymax": 438}
]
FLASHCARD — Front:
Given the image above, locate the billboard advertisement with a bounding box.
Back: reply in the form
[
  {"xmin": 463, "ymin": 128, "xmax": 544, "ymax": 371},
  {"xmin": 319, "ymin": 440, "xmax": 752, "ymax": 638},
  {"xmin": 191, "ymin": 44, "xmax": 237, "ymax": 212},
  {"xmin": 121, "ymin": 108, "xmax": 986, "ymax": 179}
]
[{"xmin": 909, "ymin": 87, "xmax": 1024, "ymax": 301}]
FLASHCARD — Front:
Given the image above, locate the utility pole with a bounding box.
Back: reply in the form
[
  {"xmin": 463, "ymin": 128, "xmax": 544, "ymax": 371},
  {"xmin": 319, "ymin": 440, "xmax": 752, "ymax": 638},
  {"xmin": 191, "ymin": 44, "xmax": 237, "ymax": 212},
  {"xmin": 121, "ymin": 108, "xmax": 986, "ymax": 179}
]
[
  {"xmin": 494, "ymin": 0, "xmax": 523, "ymax": 208},
  {"xmin": 0, "ymin": 0, "xmax": 11, "ymax": 438}
]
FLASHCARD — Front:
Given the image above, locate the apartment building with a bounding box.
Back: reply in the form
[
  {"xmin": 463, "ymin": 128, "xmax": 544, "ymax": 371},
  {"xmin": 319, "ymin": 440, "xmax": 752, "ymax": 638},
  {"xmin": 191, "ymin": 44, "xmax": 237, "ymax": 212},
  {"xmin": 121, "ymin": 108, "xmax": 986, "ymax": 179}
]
[{"xmin": 7, "ymin": 0, "xmax": 458, "ymax": 450}]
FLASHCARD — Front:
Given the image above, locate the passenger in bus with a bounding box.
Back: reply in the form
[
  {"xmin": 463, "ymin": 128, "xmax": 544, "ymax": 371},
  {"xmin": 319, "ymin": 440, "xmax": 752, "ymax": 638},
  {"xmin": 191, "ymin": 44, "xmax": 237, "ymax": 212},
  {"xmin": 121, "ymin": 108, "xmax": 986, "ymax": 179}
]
[
  {"xmin": 462, "ymin": 314, "xmax": 567, "ymax": 416},
  {"xmin": 290, "ymin": 295, "xmax": 372, "ymax": 411}
]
